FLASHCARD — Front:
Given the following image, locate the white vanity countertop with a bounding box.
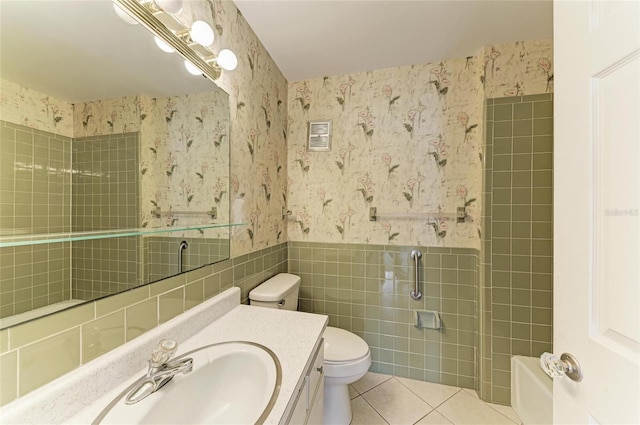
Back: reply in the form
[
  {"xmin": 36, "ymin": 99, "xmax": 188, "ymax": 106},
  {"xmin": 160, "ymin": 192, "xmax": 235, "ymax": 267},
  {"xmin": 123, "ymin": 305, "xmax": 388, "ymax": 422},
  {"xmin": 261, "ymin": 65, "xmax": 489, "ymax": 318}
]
[
  {"xmin": 180, "ymin": 305, "xmax": 328, "ymax": 424},
  {"xmin": 1, "ymin": 288, "xmax": 328, "ymax": 425}
]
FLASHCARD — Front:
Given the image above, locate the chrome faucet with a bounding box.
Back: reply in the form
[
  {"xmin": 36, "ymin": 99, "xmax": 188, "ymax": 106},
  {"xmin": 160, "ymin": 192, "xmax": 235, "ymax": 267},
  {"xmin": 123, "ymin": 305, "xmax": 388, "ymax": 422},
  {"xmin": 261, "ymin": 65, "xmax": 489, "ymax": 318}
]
[{"xmin": 125, "ymin": 338, "xmax": 193, "ymax": 405}]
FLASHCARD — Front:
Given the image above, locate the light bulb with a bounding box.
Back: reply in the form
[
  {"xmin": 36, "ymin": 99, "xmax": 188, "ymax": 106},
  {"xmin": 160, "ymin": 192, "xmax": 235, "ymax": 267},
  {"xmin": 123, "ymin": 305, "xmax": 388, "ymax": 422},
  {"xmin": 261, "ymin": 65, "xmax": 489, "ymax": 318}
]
[
  {"xmin": 190, "ymin": 21, "xmax": 214, "ymax": 46},
  {"xmin": 216, "ymin": 49, "xmax": 238, "ymax": 71},
  {"xmin": 153, "ymin": 0, "xmax": 183, "ymax": 14},
  {"xmin": 154, "ymin": 37, "xmax": 174, "ymax": 53},
  {"xmin": 184, "ymin": 60, "xmax": 202, "ymax": 76},
  {"xmin": 113, "ymin": 3, "xmax": 138, "ymax": 25}
]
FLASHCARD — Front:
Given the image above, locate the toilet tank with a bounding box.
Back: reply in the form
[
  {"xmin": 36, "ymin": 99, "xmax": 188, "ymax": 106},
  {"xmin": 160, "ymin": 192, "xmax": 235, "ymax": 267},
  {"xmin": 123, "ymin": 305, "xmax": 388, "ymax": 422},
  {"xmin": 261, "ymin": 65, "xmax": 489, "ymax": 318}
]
[{"xmin": 249, "ymin": 273, "xmax": 300, "ymax": 311}]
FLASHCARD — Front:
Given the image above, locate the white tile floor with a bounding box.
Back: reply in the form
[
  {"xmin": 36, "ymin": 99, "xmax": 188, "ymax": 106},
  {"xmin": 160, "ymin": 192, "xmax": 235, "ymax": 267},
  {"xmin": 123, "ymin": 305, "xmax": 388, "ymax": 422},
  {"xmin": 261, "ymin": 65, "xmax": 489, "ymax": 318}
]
[{"xmin": 348, "ymin": 372, "xmax": 522, "ymax": 425}]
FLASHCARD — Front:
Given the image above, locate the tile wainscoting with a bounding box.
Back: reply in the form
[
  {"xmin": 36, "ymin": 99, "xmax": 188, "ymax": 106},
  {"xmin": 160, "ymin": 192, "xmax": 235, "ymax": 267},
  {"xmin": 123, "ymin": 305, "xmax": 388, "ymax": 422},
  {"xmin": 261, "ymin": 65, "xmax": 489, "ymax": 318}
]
[
  {"xmin": 289, "ymin": 241, "xmax": 479, "ymax": 390},
  {"xmin": 2, "ymin": 221, "xmax": 551, "ymax": 408},
  {"xmin": 0, "ymin": 242, "xmax": 287, "ymax": 406}
]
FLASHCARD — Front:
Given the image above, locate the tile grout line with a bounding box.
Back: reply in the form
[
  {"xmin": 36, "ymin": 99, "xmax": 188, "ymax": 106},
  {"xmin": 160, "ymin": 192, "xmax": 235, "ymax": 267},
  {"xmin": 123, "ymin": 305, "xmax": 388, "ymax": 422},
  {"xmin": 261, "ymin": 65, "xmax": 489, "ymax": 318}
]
[
  {"xmin": 356, "ymin": 394, "xmax": 391, "ymax": 425},
  {"xmin": 354, "ymin": 374, "xmax": 519, "ymax": 425},
  {"xmin": 353, "ymin": 374, "xmax": 393, "ymax": 396},
  {"xmin": 436, "ymin": 388, "xmax": 519, "ymax": 425},
  {"xmin": 349, "ymin": 384, "xmax": 360, "ymax": 397},
  {"xmin": 386, "ymin": 376, "xmax": 438, "ymax": 415},
  {"xmin": 441, "ymin": 390, "xmax": 489, "ymax": 424},
  {"xmin": 359, "ymin": 376, "xmax": 435, "ymax": 425},
  {"xmin": 434, "ymin": 406, "xmax": 458, "ymax": 425},
  {"xmin": 484, "ymin": 403, "xmax": 520, "ymax": 425},
  {"xmin": 394, "ymin": 375, "xmax": 463, "ymax": 410},
  {"xmin": 412, "ymin": 410, "xmax": 433, "ymax": 425}
]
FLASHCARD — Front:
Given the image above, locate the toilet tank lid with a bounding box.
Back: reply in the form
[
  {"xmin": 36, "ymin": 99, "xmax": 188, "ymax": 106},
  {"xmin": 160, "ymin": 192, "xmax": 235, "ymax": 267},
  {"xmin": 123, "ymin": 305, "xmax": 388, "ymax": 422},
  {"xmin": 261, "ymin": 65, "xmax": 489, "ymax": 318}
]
[
  {"xmin": 323, "ymin": 326, "xmax": 370, "ymax": 363},
  {"xmin": 249, "ymin": 273, "xmax": 301, "ymax": 302}
]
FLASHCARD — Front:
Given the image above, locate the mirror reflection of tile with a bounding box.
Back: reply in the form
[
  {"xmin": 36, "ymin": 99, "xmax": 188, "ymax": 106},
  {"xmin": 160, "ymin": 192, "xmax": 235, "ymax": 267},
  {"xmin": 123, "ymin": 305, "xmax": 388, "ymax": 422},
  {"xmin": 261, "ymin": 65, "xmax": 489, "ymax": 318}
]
[{"xmin": 0, "ymin": 0, "xmax": 230, "ymax": 325}]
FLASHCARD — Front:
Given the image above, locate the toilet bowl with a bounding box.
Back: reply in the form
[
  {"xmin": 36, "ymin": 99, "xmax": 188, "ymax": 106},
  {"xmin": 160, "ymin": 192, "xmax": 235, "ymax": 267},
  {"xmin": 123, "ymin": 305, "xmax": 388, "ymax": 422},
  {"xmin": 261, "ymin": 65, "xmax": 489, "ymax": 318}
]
[
  {"xmin": 322, "ymin": 326, "xmax": 371, "ymax": 424},
  {"xmin": 249, "ymin": 273, "xmax": 371, "ymax": 425}
]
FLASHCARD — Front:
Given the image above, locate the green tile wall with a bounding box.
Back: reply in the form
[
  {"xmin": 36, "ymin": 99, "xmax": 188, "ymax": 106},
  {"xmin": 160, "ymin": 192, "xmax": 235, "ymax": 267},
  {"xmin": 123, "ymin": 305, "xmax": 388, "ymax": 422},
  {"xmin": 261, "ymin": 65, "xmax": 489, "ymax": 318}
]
[
  {"xmin": 144, "ymin": 236, "xmax": 230, "ymax": 283},
  {"xmin": 71, "ymin": 133, "xmax": 141, "ymax": 300},
  {"xmin": 480, "ymin": 94, "xmax": 554, "ymax": 404},
  {"xmin": 0, "ymin": 242, "xmax": 287, "ymax": 406},
  {"xmin": 0, "ymin": 121, "xmax": 72, "ymax": 319},
  {"xmin": 71, "ymin": 237, "xmax": 141, "ymax": 300},
  {"xmin": 289, "ymin": 241, "xmax": 479, "ymax": 389}
]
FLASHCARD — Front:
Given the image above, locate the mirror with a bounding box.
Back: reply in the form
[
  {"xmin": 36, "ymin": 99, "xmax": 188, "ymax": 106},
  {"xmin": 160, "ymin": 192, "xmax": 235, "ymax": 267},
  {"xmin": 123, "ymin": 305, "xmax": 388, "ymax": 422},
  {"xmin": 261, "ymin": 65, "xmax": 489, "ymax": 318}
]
[{"xmin": 0, "ymin": 0, "xmax": 230, "ymax": 328}]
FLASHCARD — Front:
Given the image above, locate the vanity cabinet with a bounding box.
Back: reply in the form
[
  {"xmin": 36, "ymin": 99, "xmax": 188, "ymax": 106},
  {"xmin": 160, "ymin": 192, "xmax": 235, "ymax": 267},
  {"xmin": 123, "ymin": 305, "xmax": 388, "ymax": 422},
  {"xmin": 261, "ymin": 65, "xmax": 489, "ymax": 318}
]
[{"xmin": 285, "ymin": 339, "xmax": 324, "ymax": 425}]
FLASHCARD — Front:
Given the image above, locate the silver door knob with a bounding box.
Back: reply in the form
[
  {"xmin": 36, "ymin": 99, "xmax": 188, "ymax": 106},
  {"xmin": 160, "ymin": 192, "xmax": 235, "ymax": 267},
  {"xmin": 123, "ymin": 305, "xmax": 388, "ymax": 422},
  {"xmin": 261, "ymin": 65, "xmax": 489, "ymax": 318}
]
[{"xmin": 540, "ymin": 352, "xmax": 583, "ymax": 382}]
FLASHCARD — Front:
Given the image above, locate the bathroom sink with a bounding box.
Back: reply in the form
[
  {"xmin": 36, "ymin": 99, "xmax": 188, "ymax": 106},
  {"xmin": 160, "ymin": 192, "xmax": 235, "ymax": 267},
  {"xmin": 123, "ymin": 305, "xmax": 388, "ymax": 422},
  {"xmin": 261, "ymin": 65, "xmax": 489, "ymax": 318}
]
[{"xmin": 93, "ymin": 341, "xmax": 281, "ymax": 425}]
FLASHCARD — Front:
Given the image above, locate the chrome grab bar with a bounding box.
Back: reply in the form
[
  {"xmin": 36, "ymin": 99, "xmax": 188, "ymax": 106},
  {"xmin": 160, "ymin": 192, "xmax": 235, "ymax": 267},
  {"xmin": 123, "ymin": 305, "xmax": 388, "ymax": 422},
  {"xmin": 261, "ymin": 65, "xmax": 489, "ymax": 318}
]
[
  {"xmin": 151, "ymin": 206, "xmax": 217, "ymax": 219},
  {"xmin": 178, "ymin": 240, "xmax": 188, "ymax": 272},
  {"xmin": 410, "ymin": 249, "xmax": 422, "ymax": 300},
  {"xmin": 369, "ymin": 207, "xmax": 470, "ymax": 222}
]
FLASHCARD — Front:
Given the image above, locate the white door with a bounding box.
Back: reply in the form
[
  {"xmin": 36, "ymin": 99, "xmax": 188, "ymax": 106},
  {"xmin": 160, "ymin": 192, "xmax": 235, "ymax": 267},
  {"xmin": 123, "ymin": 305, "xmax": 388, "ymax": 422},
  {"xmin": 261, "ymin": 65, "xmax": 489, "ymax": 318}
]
[{"xmin": 554, "ymin": 0, "xmax": 640, "ymax": 423}]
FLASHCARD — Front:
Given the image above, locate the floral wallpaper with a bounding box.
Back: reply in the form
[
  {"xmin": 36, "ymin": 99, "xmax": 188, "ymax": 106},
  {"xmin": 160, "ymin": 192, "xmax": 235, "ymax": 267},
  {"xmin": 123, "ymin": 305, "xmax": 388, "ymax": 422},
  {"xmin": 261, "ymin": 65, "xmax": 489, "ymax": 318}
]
[
  {"xmin": 139, "ymin": 91, "xmax": 230, "ymax": 235},
  {"xmin": 482, "ymin": 39, "xmax": 554, "ymax": 98},
  {"xmin": 0, "ymin": 78, "xmax": 74, "ymax": 137},
  {"xmin": 72, "ymin": 95, "xmax": 140, "ymax": 137},
  {"xmin": 287, "ymin": 61, "xmax": 484, "ymax": 249},
  {"xmin": 0, "ymin": 79, "xmax": 142, "ymax": 140},
  {"xmin": 70, "ymin": 89, "xmax": 230, "ymax": 241},
  {"xmin": 287, "ymin": 39, "xmax": 552, "ymax": 250},
  {"xmin": 1, "ymin": 1, "xmax": 552, "ymax": 257},
  {"xmin": 175, "ymin": 0, "xmax": 290, "ymax": 255},
  {"xmin": 3, "ymin": 79, "xmax": 231, "ymax": 237}
]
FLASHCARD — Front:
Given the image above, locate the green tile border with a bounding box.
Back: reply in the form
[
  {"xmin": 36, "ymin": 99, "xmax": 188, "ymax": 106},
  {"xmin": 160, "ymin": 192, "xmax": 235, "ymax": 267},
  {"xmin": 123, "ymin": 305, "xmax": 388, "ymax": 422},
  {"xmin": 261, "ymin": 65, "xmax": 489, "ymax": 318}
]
[{"xmin": 482, "ymin": 93, "xmax": 554, "ymax": 404}]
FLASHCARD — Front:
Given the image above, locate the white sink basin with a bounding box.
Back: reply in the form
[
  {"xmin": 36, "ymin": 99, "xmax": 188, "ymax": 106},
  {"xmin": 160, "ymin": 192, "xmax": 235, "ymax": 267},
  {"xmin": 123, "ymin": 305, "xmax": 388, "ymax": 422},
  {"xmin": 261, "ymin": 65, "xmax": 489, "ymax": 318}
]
[{"xmin": 94, "ymin": 341, "xmax": 281, "ymax": 425}]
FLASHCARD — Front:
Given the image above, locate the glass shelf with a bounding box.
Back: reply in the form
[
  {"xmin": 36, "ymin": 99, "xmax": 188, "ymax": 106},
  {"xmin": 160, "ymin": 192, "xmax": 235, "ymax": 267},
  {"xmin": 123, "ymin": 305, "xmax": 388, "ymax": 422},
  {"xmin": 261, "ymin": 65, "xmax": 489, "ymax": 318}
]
[{"xmin": 0, "ymin": 223, "xmax": 246, "ymax": 248}]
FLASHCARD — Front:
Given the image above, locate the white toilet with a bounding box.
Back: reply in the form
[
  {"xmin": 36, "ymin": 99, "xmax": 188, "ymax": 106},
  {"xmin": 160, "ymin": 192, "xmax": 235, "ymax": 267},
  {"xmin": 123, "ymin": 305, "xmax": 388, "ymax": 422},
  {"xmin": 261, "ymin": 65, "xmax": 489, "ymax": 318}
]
[{"xmin": 249, "ymin": 273, "xmax": 371, "ymax": 425}]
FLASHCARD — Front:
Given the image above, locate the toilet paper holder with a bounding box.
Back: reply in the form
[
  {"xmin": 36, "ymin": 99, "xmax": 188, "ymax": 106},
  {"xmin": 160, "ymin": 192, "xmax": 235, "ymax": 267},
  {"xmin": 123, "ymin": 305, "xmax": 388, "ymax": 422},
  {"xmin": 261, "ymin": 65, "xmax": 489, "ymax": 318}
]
[{"xmin": 414, "ymin": 310, "xmax": 442, "ymax": 330}]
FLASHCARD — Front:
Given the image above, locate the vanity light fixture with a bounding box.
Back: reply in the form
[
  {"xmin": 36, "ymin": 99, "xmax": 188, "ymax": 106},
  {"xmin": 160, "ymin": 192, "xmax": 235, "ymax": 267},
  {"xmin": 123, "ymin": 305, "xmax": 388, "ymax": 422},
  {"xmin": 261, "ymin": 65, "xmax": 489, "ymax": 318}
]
[
  {"xmin": 189, "ymin": 20, "xmax": 214, "ymax": 47},
  {"xmin": 184, "ymin": 60, "xmax": 203, "ymax": 75},
  {"xmin": 114, "ymin": 0, "xmax": 180, "ymax": 24},
  {"xmin": 216, "ymin": 49, "xmax": 238, "ymax": 71},
  {"xmin": 153, "ymin": 0, "xmax": 183, "ymax": 14},
  {"xmin": 116, "ymin": 1, "xmax": 214, "ymax": 48},
  {"xmin": 154, "ymin": 36, "xmax": 175, "ymax": 53},
  {"xmin": 113, "ymin": 3, "xmax": 139, "ymax": 25},
  {"xmin": 112, "ymin": 0, "xmax": 237, "ymax": 80},
  {"xmin": 184, "ymin": 49, "xmax": 237, "ymax": 76}
]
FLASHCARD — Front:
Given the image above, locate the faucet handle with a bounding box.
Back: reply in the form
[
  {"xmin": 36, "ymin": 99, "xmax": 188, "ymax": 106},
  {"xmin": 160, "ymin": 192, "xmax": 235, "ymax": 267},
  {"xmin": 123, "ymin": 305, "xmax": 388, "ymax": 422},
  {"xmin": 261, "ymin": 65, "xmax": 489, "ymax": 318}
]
[{"xmin": 151, "ymin": 338, "xmax": 178, "ymax": 366}]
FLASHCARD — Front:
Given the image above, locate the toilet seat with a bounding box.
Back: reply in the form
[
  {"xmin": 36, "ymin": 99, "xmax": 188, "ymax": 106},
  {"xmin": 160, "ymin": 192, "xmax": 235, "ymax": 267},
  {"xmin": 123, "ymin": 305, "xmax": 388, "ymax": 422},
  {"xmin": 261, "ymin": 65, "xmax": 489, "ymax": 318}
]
[{"xmin": 323, "ymin": 326, "xmax": 370, "ymax": 364}]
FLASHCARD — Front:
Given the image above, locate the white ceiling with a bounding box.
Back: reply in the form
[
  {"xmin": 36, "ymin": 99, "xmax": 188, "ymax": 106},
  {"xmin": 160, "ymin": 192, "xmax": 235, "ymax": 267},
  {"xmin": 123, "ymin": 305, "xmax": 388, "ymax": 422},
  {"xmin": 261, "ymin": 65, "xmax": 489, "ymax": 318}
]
[
  {"xmin": 0, "ymin": 1, "xmax": 553, "ymax": 101},
  {"xmin": 233, "ymin": 0, "xmax": 553, "ymax": 82}
]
